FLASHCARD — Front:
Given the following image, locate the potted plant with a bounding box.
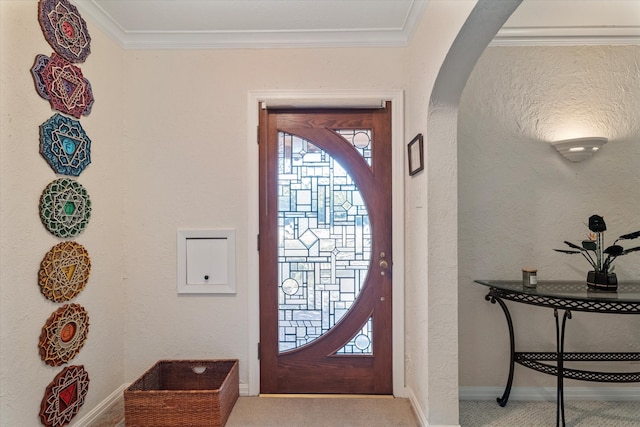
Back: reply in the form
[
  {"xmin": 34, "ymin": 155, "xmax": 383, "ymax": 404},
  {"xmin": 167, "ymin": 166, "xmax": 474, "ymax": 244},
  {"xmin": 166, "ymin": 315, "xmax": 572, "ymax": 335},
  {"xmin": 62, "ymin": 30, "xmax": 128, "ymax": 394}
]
[{"xmin": 554, "ymin": 214, "xmax": 640, "ymax": 291}]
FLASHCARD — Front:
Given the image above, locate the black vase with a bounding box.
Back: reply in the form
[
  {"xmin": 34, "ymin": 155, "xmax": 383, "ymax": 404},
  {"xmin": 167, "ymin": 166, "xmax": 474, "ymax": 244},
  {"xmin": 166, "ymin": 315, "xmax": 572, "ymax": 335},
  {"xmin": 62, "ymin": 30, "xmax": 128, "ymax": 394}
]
[{"xmin": 587, "ymin": 270, "xmax": 618, "ymax": 292}]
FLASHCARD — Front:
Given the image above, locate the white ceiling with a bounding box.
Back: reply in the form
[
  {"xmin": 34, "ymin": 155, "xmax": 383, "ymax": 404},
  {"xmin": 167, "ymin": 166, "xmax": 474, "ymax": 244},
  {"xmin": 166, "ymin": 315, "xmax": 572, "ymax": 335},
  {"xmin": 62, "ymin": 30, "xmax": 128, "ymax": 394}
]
[{"xmin": 74, "ymin": 0, "xmax": 640, "ymax": 49}]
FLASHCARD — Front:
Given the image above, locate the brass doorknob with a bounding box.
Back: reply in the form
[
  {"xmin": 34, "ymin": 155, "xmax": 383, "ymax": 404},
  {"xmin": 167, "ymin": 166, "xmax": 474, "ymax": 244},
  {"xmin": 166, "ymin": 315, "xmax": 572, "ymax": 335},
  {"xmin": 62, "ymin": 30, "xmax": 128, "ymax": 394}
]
[{"xmin": 379, "ymin": 260, "xmax": 388, "ymax": 269}]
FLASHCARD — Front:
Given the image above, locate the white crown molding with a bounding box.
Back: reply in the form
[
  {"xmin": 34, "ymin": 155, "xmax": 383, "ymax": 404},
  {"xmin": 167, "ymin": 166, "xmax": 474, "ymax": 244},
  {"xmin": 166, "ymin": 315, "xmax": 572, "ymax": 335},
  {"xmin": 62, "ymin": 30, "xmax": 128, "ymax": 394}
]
[
  {"xmin": 74, "ymin": 0, "xmax": 426, "ymax": 49},
  {"xmin": 492, "ymin": 26, "xmax": 640, "ymax": 46},
  {"xmin": 74, "ymin": 0, "xmax": 129, "ymax": 45},
  {"xmin": 75, "ymin": 0, "xmax": 639, "ymax": 49},
  {"xmin": 109, "ymin": 30, "xmax": 416, "ymax": 50}
]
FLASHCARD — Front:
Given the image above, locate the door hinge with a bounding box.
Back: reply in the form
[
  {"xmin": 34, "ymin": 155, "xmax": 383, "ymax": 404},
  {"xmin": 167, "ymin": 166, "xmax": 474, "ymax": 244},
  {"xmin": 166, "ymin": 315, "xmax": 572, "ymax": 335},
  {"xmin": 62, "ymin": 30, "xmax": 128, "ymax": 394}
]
[
  {"xmin": 257, "ymin": 125, "xmax": 260, "ymax": 144},
  {"xmin": 257, "ymin": 342, "xmax": 261, "ymax": 360},
  {"xmin": 257, "ymin": 234, "xmax": 260, "ymax": 251}
]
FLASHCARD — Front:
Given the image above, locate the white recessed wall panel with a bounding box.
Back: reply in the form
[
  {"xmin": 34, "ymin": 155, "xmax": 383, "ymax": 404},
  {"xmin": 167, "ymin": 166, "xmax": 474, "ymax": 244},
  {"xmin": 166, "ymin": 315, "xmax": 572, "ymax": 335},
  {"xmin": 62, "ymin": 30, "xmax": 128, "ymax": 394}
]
[{"xmin": 177, "ymin": 229, "xmax": 236, "ymax": 294}]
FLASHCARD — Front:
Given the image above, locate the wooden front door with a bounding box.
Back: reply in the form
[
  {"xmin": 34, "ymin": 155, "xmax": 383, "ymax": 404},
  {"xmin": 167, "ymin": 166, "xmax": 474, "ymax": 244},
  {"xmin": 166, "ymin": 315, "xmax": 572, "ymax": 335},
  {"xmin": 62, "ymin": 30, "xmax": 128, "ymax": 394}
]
[{"xmin": 259, "ymin": 103, "xmax": 393, "ymax": 394}]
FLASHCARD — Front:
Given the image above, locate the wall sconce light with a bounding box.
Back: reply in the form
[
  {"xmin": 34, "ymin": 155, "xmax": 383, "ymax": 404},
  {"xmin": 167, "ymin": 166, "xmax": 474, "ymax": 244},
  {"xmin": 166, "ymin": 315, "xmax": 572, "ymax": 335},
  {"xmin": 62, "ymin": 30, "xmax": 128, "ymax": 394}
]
[{"xmin": 550, "ymin": 137, "xmax": 608, "ymax": 162}]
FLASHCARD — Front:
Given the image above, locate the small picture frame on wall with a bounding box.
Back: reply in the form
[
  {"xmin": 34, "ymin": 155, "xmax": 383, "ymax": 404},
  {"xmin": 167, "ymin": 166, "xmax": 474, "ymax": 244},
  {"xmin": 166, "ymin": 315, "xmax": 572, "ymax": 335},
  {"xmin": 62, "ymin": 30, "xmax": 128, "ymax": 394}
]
[{"xmin": 408, "ymin": 133, "xmax": 424, "ymax": 176}]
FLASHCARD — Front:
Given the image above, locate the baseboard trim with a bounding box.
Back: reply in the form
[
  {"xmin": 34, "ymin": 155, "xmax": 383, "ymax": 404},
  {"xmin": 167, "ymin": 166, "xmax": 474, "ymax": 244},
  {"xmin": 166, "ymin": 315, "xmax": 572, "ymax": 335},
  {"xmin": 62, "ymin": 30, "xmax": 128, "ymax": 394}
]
[
  {"xmin": 459, "ymin": 386, "xmax": 640, "ymax": 401},
  {"xmin": 72, "ymin": 383, "xmax": 130, "ymax": 427},
  {"xmin": 239, "ymin": 382, "xmax": 249, "ymax": 396},
  {"xmin": 406, "ymin": 387, "xmax": 429, "ymax": 427}
]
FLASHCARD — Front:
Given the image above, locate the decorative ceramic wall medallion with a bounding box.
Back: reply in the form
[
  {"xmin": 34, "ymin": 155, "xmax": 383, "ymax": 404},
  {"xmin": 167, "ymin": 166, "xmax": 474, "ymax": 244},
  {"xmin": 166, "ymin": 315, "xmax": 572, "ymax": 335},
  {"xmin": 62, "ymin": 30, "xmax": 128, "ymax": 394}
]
[
  {"xmin": 38, "ymin": 0, "xmax": 91, "ymax": 63},
  {"xmin": 33, "ymin": 54, "xmax": 94, "ymax": 118},
  {"xmin": 40, "ymin": 365, "xmax": 90, "ymax": 427},
  {"xmin": 39, "ymin": 241, "xmax": 91, "ymax": 302},
  {"xmin": 39, "ymin": 303, "xmax": 89, "ymax": 366},
  {"xmin": 40, "ymin": 114, "xmax": 91, "ymax": 176},
  {"xmin": 40, "ymin": 178, "xmax": 91, "ymax": 238},
  {"xmin": 31, "ymin": 54, "xmax": 52, "ymax": 100}
]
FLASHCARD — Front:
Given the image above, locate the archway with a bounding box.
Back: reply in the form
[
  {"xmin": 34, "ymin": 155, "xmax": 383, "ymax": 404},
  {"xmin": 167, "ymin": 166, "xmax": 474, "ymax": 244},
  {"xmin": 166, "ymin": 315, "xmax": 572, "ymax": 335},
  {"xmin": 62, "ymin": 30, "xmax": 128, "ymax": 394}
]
[{"xmin": 425, "ymin": 0, "xmax": 522, "ymax": 424}]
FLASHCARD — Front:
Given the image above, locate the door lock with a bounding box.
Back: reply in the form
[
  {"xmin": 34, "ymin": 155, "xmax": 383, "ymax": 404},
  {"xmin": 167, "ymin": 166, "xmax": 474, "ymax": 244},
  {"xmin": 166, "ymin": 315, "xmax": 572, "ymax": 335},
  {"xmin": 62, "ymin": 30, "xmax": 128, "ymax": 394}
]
[{"xmin": 379, "ymin": 252, "xmax": 389, "ymax": 275}]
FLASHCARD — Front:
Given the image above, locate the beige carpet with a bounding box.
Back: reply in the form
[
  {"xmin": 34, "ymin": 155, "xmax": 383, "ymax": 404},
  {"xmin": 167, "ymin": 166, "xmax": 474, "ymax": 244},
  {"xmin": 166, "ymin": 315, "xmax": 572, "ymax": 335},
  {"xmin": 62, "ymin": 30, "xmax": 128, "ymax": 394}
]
[
  {"xmin": 90, "ymin": 395, "xmax": 418, "ymax": 426},
  {"xmin": 459, "ymin": 400, "xmax": 640, "ymax": 427},
  {"xmin": 90, "ymin": 396, "xmax": 640, "ymax": 426},
  {"xmin": 227, "ymin": 396, "xmax": 418, "ymax": 426}
]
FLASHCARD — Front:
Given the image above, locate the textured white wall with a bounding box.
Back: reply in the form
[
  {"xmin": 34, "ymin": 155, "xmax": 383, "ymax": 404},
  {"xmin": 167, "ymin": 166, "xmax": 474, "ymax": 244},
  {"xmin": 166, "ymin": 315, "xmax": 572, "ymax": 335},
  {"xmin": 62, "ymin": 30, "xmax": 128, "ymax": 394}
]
[
  {"xmin": 405, "ymin": 2, "xmax": 522, "ymax": 424},
  {"xmin": 405, "ymin": 2, "xmax": 479, "ymax": 424},
  {"xmin": 119, "ymin": 47, "xmax": 407, "ymax": 385},
  {"xmin": 458, "ymin": 46, "xmax": 640, "ymax": 388},
  {"xmin": 3, "ymin": 2, "xmax": 453, "ymax": 424},
  {"xmin": 0, "ymin": 1, "xmax": 126, "ymax": 425},
  {"xmin": 12, "ymin": 2, "xmax": 631, "ymax": 426}
]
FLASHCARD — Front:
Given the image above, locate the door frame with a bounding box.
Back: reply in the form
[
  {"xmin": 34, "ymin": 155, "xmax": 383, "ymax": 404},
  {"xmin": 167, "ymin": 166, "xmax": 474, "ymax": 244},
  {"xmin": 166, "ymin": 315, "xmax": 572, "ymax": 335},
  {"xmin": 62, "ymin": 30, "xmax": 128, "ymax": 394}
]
[{"xmin": 247, "ymin": 90, "xmax": 406, "ymax": 397}]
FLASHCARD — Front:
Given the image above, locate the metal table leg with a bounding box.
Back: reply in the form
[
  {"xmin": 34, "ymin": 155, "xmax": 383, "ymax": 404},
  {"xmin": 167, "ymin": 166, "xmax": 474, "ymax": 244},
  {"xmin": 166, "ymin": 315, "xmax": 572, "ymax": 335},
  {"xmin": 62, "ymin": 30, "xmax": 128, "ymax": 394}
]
[
  {"xmin": 554, "ymin": 308, "xmax": 571, "ymax": 427},
  {"xmin": 486, "ymin": 293, "xmax": 515, "ymax": 407}
]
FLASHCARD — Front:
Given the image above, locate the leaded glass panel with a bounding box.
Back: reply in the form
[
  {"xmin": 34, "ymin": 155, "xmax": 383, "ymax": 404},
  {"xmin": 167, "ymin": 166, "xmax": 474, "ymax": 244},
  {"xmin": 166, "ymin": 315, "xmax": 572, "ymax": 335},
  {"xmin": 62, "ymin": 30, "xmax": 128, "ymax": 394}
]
[
  {"xmin": 336, "ymin": 317, "xmax": 373, "ymax": 355},
  {"xmin": 334, "ymin": 129, "xmax": 372, "ymax": 166},
  {"xmin": 278, "ymin": 132, "xmax": 372, "ymax": 353}
]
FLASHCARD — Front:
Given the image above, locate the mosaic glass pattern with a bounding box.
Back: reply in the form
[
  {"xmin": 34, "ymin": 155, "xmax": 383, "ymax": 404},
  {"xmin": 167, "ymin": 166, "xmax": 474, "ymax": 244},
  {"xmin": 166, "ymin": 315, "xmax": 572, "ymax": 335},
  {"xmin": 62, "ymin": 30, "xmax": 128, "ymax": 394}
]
[
  {"xmin": 40, "ymin": 365, "xmax": 89, "ymax": 427},
  {"xmin": 334, "ymin": 129, "xmax": 372, "ymax": 166},
  {"xmin": 39, "ymin": 241, "xmax": 91, "ymax": 302},
  {"xmin": 336, "ymin": 317, "xmax": 373, "ymax": 354},
  {"xmin": 39, "ymin": 0, "xmax": 91, "ymax": 63},
  {"xmin": 40, "ymin": 113, "xmax": 92, "ymax": 176},
  {"xmin": 38, "ymin": 303, "xmax": 89, "ymax": 366},
  {"xmin": 278, "ymin": 132, "xmax": 372, "ymax": 353},
  {"xmin": 40, "ymin": 178, "xmax": 91, "ymax": 238}
]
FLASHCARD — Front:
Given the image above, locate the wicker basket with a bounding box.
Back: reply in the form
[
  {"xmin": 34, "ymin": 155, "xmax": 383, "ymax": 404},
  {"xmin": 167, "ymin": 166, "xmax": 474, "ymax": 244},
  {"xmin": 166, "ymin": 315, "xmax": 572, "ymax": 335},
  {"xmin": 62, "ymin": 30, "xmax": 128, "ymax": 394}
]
[{"xmin": 124, "ymin": 359, "xmax": 239, "ymax": 427}]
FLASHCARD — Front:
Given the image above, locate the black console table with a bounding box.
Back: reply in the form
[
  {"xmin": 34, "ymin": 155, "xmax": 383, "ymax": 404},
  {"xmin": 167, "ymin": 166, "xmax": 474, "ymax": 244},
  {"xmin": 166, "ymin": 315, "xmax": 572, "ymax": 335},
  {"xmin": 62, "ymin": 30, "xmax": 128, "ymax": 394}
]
[{"xmin": 475, "ymin": 280, "xmax": 640, "ymax": 427}]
